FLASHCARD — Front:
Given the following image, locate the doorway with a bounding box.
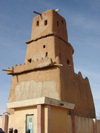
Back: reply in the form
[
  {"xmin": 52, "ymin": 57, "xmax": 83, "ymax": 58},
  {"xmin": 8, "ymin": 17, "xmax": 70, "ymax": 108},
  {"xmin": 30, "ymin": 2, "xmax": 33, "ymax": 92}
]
[{"xmin": 26, "ymin": 114, "xmax": 34, "ymax": 133}]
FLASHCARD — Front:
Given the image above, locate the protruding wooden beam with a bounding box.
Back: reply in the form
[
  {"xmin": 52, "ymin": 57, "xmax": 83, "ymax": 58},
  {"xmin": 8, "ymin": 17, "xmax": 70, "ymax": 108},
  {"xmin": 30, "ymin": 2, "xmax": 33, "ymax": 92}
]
[
  {"xmin": 33, "ymin": 11, "xmax": 41, "ymax": 16},
  {"xmin": 2, "ymin": 69, "xmax": 12, "ymax": 72}
]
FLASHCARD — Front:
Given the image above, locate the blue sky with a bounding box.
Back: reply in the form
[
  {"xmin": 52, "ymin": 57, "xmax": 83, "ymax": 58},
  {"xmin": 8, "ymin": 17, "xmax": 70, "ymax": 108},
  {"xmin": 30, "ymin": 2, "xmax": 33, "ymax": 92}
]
[{"xmin": 0, "ymin": 0, "xmax": 100, "ymax": 118}]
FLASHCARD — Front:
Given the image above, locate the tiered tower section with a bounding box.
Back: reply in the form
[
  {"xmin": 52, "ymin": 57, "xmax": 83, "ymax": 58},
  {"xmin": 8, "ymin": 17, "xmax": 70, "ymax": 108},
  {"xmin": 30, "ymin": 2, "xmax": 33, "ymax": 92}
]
[{"xmin": 7, "ymin": 9, "xmax": 95, "ymax": 118}]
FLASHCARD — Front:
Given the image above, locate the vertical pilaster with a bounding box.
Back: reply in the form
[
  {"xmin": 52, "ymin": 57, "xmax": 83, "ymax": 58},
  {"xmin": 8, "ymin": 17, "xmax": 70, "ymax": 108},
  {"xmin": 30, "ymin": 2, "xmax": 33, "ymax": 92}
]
[
  {"xmin": 2, "ymin": 115, "xmax": 9, "ymax": 133},
  {"xmin": 37, "ymin": 105, "xmax": 44, "ymax": 133},
  {"xmin": 71, "ymin": 115, "xmax": 75, "ymax": 133},
  {"xmin": 47, "ymin": 106, "xmax": 51, "ymax": 133},
  {"xmin": 93, "ymin": 119, "xmax": 97, "ymax": 133}
]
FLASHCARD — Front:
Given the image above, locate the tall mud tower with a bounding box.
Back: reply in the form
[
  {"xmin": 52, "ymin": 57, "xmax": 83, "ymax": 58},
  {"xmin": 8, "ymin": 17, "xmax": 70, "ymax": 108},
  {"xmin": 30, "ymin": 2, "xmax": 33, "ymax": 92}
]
[{"xmin": 7, "ymin": 9, "xmax": 95, "ymax": 118}]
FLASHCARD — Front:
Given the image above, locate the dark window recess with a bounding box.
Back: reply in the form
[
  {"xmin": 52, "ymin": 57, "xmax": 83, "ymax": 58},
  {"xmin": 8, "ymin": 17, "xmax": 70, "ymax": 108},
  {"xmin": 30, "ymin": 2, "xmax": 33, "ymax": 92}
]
[
  {"xmin": 57, "ymin": 21, "xmax": 59, "ymax": 26},
  {"xmin": 43, "ymin": 45, "xmax": 46, "ymax": 48},
  {"xmin": 61, "ymin": 20, "xmax": 64, "ymax": 24},
  {"xmin": 28, "ymin": 58, "xmax": 32, "ymax": 63},
  {"xmin": 46, "ymin": 52, "xmax": 48, "ymax": 57},
  {"xmin": 36, "ymin": 21, "xmax": 39, "ymax": 26},
  {"xmin": 44, "ymin": 20, "xmax": 47, "ymax": 25},
  {"xmin": 67, "ymin": 59, "xmax": 70, "ymax": 65}
]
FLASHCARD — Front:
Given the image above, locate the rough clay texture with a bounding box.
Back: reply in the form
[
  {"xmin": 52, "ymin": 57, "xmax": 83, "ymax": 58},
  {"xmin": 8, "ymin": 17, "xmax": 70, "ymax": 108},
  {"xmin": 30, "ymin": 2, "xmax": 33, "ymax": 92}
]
[
  {"xmin": 7, "ymin": 9, "xmax": 95, "ymax": 118},
  {"xmin": 15, "ymin": 80, "xmax": 59, "ymax": 101}
]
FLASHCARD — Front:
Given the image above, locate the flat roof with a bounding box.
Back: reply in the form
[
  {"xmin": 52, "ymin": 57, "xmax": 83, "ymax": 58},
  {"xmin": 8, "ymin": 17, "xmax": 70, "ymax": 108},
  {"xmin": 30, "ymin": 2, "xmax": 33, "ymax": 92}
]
[{"xmin": 7, "ymin": 97, "xmax": 75, "ymax": 110}]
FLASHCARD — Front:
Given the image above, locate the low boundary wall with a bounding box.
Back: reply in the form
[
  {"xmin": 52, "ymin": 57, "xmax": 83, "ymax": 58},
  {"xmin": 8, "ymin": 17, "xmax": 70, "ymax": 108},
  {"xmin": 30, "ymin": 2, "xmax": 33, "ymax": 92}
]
[
  {"xmin": 0, "ymin": 114, "xmax": 100, "ymax": 133},
  {"xmin": 67, "ymin": 115, "xmax": 100, "ymax": 133}
]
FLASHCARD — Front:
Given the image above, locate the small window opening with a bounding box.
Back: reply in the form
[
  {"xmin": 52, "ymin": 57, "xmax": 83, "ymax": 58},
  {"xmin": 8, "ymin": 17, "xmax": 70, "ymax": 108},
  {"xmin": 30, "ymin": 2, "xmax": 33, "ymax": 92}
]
[
  {"xmin": 44, "ymin": 20, "xmax": 47, "ymax": 25},
  {"xmin": 36, "ymin": 21, "xmax": 39, "ymax": 26},
  {"xmin": 67, "ymin": 59, "xmax": 70, "ymax": 65},
  {"xmin": 28, "ymin": 58, "xmax": 32, "ymax": 63},
  {"xmin": 46, "ymin": 52, "xmax": 48, "ymax": 57},
  {"xmin": 57, "ymin": 21, "xmax": 59, "ymax": 26},
  {"xmin": 43, "ymin": 45, "xmax": 46, "ymax": 48}
]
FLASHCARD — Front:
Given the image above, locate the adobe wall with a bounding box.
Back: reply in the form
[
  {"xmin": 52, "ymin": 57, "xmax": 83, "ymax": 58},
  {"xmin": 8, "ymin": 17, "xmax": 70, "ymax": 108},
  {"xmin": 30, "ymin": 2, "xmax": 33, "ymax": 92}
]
[
  {"xmin": 7, "ymin": 97, "xmax": 74, "ymax": 133},
  {"xmin": 0, "ymin": 115, "xmax": 3, "ymax": 128},
  {"xmin": 48, "ymin": 106, "xmax": 72, "ymax": 133},
  {"xmin": 46, "ymin": 106, "xmax": 99, "ymax": 133},
  {"xmin": 7, "ymin": 109, "xmax": 100, "ymax": 133},
  {"xmin": 54, "ymin": 34, "xmax": 95, "ymax": 117},
  {"xmin": 3, "ymin": 102, "xmax": 100, "ymax": 133},
  {"xmin": 8, "ymin": 67, "xmax": 60, "ymax": 103},
  {"xmin": 31, "ymin": 9, "xmax": 68, "ymax": 42},
  {"xmin": 75, "ymin": 116, "xmax": 93, "ymax": 133},
  {"xmin": 8, "ymin": 35, "xmax": 62, "ymax": 103},
  {"xmin": 8, "ymin": 107, "xmax": 37, "ymax": 133},
  {"xmin": 7, "ymin": 9, "xmax": 95, "ymax": 118},
  {"xmin": 25, "ymin": 36, "xmax": 56, "ymax": 63},
  {"xmin": 8, "ymin": 105, "xmax": 71, "ymax": 133},
  {"xmin": 67, "ymin": 115, "xmax": 100, "ymax": 133},
  {"xmin": 55, "ymin": 37, "xmax": 74, "ymax": 71},
  {"xmin": 0, "ymin": 115, "xmax": 8, "ymax": 133},
  {"xmin": 60, "ymin": 68, "xmax": 95, "ymax": 117},
  {"xmin": 97, "ymin": 120, "xmax": 100, "ymax": 133}
]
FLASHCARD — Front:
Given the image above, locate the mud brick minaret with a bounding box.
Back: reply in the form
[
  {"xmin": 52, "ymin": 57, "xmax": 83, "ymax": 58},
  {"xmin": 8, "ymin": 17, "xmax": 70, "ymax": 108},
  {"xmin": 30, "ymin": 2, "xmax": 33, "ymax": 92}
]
[{"xmin": 7, "ymin": 9, "xmax": 95, "ymax": 118}]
